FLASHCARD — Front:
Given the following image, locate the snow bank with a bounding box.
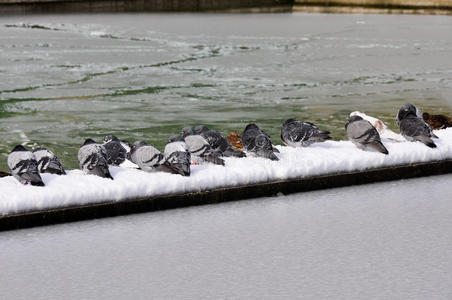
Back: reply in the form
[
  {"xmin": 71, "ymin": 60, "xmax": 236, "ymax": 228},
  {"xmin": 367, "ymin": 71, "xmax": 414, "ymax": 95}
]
[{"xmin": 1, "ymin": 128, "xmax": 452, "ymax": 215}]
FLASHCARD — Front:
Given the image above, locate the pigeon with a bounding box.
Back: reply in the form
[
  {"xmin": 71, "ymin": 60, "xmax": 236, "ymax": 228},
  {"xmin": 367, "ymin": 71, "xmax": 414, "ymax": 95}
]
[
  {"xmin": 422, "ymin": 112, "xmax": 452, "ymax": 130},
  {"xmin": 102, "ymin": 135, "xmax": 128, "ymax": 166},
  {"xmin": 33, "ymin": 147, "xmax": 66, "ymax": 175},
  {"xmin": 241, "ymin": 123, "xmax": 279, "ymax": 160},
  {"xmin": 163, "ymin": 141, "xmax": 191, "ymax": 176},
  {"xmin": 184, "ymin": 134, "xmax": 225, "ymax": 165},
  {"xmin": 226, "ymin": 130, "xmax": 244, "ymax": 151},
  {"xmin": 168, "ymin": 134, "xmax": 184, "ymax": 143},
  {"xmin": 181, "ymin": 126, "xmax": 194, "ymax": 137},
  {"xmin": 281, "ymin": 118, "xmax": 331, "ymax": 147},
  {"xmin": 396, "ymin": 103, "xmax": 425, "ymax": 125},
  {"xmin": 345, "ymin": 116, "xmax": 389, "ymax": 154},
  {"xmin": 397, "ymin": 103, "xmax": 437, "ymax": 148},
  {"xmin": 168, "ymin": 127, "xmax": 195, "ymax": 143},
  {"xmin": 193, "ymin": 125, "xmax": 246, "ymax": 157},
  {"xmin": 350, "ymin": 111, "xmax": 405, "ymax": 142},
  {"xmin": 7, "ymin": 145, "xmax": 45, "ymax": 186},
  {"xmin": 78, "ymin": 139, "xmax": 113, "ymax": 179},
  {"xmin": 130, "ymin": 141, "xmax": 166, "ymax": 172}
]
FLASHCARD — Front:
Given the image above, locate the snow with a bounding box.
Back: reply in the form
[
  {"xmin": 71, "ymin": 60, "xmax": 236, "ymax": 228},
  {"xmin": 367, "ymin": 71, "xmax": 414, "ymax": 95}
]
[{"xmin": 1, "ymin": 128, "xmax": 452, "ymax": 216}]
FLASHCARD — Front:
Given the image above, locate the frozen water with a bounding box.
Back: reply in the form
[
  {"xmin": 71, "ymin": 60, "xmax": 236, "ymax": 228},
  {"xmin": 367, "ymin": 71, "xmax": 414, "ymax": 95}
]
[{"xmin": 1, "ymin": 173, "xmax": 452, "ymax": 299}]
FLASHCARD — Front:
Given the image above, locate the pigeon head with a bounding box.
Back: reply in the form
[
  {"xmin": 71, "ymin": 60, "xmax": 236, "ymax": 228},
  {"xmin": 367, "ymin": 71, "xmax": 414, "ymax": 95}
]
[
  {"xmin": 103, "ymin": 135, "xmax": 119, "ymax": 143},
  {"xmin": 11, "ymin": 145, "xmax": 27, "ymax": 153},
  {"xmin": 181, "ymin": 127, "xmax": 194, "ymax": 137},
  {"xmin": 193, "ymin": 125, "xmax": 209, "ymax": 134},
  {"xmin": 348, "ymin": 115, "xmax": 363, "ymax": 122},
  {"xmin": 132, "ymin": 140, "xmax": 148, "ymax": 149},
  {"xmin": 397, "ymin": 103, "xmax": 418, "ymax": 121},
  {"xmin": 83, "ymin": 139, "xmax": 96, "ymax": 146},
  {"xmin": 345, "ymin": 115, "xmax": 363, "ymax": 129},
  {"xmin": 282, "ymin": 118, "xmax": 297, "ymax": 126},
  {"xmin": 244, "ymin": 123, "xmax": 260, "ymax": 132},
  {"xmin": 169, "ymin": 134, "xmax": 184, "ymax": 143}
]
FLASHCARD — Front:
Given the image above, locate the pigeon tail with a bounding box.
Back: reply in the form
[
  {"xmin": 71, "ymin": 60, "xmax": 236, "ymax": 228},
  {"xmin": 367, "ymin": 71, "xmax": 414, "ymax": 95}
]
[
  {"xmin": 314, "ymin": 131, "xmax": 332, "ymax": 141},
  {"xmin": 160, "ymin": 161, "xmax": 190, "ymax": 176},
  {"xmin": 20, "ymin": 172, "xmax": 45, "ymax": 186},
  {"xmin": 368, "ymin": 141, "xmax": 389, "ymax": 155},
  {"xmin": 30, "ymin": 180, "xmax": 45, "ymax": 187},
  {"xmin": 415, "ymin": 135, "xmax": 437, "ymax": 148},
  {"xmin": 47, "ymin": 159, "xmax": 66, "ymax": 175},
  {"xmin": 90, "ymin": 166, "xmax": 113, "ymax": 179},
  {"xmin": 260, "ymin": 151, "xmax": 279, "ymax": 161},
  {"xmin": 156, "ymin": 164, "xmax": 177, "ymax": 174},
  {"xmin": 45, "ymin": 166, "xmax": 66, "ymax": 175},
  {"xmin": 222, "ymin": 147, "xmax": 246, "ymax": 158},
  {"xmin": 204, "ymin": 153, "xmax": 225, "ymax": 166},
  {"xmin": 268, "ymin": 152, "xmax": 279, "ymax": 161}
]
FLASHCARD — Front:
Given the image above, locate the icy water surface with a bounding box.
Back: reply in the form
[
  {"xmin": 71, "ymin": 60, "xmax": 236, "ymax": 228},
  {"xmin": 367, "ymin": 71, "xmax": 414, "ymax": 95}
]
[
  {"xmin": 1, "ymin": 13, "xmax": 452, "ymax": 170},
  {"xmin": 1, "ymin": 174, "xmax": 452, "ymax": 299}
]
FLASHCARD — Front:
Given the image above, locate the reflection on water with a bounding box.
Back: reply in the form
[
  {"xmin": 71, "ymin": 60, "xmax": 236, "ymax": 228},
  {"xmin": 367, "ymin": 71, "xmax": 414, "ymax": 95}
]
[
  {"xmin": 1, "ymin": 13, "xmax": 452, "ymax": 170},
  {"xmin": 1, "ymin": 174, "xmax": 452, "ymax": 299}
]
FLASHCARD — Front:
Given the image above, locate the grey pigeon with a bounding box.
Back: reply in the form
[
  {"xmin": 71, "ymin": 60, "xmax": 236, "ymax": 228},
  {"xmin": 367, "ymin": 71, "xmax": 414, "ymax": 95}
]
[
  {"xmin": 397, "ymin": 103, "xmax": 437, "ymax": 148},
  {"xmin": 168, "ymin": 127, "xmax": 195, "ymax": 143},
  {"xmin": 78, "ymin": 139, "xmax": 113, "ymax": 179},
  {"xmin": 102, "ymin": 135, "xmax": 128, "ymax": 166},
  {"xmin": 193, "ymin": 125, "xmax": 246, "ymax": 157},
  {"xmin": 397, "ymin": 103, "xmax": 424, "ymax": 124},
  {"xmin": 33, "ymin": 147, "xmax": 66, "ymax": 175},
  {"xmin": 281, "ymin": 118, "xmax": 331, "ymax": 147},
  {"xmin": 241, "ymin": 123, "xmax": 279, "ymax": 161},
  {"xmin": 345, "ymin": 116, "xmax": 389, "ymax": 154},
  {"xmin": 184, "ymin": 135, "xmax": 225, "ymax": 165},
  {"xmin": 130, "ymin": 141, "xmax": 166, "ymax": 172},
  {"xmin": 163, "ymin": 141, "xmax": 191, "ymax": 176},
  {"xmin": 181, "ymin": 126, "xmax": 194, "ymax": 137},
  {"xmin": 168, "ymin": 134, "xmax": 184, "ymax": 143},
  {"xmin": 7, "ymin": 145, "xmax": 44, "ymax": 186}
]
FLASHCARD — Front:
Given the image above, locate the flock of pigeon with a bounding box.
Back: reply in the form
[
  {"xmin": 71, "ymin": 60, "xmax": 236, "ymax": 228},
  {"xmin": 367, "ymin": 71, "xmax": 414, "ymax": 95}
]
[{"xmin": 3, "ymin": 103, "xmax": 444, "ymax": 187}]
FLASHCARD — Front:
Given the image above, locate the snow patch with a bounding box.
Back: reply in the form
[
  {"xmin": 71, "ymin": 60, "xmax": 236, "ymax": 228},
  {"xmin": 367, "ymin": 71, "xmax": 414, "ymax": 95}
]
[{"xmin": 1, "ymin": 128, "xmax": 452, "ymax": 215}]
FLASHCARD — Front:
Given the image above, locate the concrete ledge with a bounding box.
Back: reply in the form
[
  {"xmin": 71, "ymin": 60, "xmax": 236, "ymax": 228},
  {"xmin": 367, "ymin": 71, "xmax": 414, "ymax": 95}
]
[
  {"xmin": 0, "ymin": 0, "xmax": 294, "ymax": 14},
  {"xmin": 1, "ymin": 159, "xmax": 452, "ymax": 232},
  {"xmin": 294, "ymin": 0, "xmax": 452, "ymax": 14},
  {"xmin": 295, "ymin": 0, "xmax": 452, "ymax": 7},
  {"xmin": 293, "ymin": 5, "xmax": 452, "ymax": 14}
]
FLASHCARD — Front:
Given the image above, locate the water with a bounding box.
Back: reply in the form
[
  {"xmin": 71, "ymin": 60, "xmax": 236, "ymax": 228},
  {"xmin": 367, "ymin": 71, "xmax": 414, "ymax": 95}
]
[
  {"xmin": 1, "ymin": 174, "xmax": 451, "ymax": 299},
  {"xmin": 1, "ymin": 13, "xmax": 452, "ymax": 171}
]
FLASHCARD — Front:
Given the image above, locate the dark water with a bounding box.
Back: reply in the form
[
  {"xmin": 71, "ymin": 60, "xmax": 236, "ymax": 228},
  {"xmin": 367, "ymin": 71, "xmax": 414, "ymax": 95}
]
[
  {"xmin": 1, "ymin": 13, "xmax": 452, "ymax": 170},
  {"xmin": 1, "ymin": 174, "xmax": 452, "ymax": 299}
]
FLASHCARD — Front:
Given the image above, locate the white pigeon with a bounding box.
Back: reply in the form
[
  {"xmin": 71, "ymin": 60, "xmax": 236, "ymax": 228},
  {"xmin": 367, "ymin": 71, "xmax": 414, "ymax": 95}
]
[{"xmin": 350, "ymin": 111, "xmax": 405, "ymax": 142}]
